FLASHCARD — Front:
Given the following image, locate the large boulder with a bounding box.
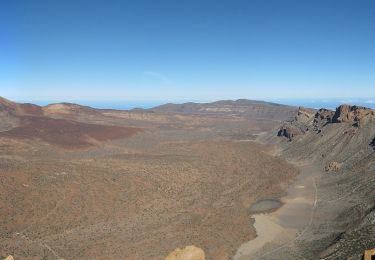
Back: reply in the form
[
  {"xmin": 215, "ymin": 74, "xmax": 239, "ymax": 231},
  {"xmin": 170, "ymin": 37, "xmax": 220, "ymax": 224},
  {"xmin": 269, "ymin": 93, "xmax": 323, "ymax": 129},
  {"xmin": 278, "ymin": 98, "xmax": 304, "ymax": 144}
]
[{"xmin": 165, "ymin": 246, "xmax": 205, "ymax": 260}]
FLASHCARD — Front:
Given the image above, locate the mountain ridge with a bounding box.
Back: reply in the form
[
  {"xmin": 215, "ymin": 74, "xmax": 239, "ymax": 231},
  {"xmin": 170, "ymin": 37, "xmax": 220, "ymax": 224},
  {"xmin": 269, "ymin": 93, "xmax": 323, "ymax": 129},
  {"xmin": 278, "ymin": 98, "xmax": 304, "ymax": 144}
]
[{"xmin": 267, "ymin": 103, "xmax": 375, "ymax": 259}]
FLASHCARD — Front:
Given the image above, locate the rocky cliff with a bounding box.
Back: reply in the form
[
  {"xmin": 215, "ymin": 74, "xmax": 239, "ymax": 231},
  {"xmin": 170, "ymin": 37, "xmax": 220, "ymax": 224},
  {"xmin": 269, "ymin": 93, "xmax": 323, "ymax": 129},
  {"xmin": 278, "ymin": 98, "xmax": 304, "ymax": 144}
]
[
  {"xmin": 278, "ymin": 104, "xmax": 375, "ymax": 141},
  {"xmin": 276, "ymin": 107, "xmax": 315, "ymax": 140},
  {"xmin": 332, "ymin": 104, "xmax": 375, "ymax": 127}
]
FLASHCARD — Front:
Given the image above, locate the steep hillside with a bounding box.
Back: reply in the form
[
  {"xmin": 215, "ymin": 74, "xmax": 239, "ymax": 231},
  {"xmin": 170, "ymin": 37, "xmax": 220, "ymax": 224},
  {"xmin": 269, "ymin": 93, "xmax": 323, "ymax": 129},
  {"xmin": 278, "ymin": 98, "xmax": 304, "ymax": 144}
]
[
  {"xmin": 271, "ymin": 105, "xmax": 375, "ymax": 259},
  {"xmin": 278, "ymin": 105, "xmax": 375, "ymax": 166}
]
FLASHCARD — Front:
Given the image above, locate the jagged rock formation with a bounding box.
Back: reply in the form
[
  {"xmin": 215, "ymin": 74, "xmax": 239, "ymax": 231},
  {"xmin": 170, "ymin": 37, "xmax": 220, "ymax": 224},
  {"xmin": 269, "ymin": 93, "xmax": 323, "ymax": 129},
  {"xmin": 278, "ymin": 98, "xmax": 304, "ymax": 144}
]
[
  {"xmin": 277, "ymin": 107, "xmax": 315, "ymax": 140},
  {"xmin": 313, "ymin": 109, "xmax": 334, "ymax": 131},
  {"xmin": 296, "ymin": 107, "xmax": 316, "ymax": 123},
  {"xmin": 277, "ymin": 124, "xmax": 304, "ymax": 141},
  {"xmin": 165, "ymin": 246, "xmax": 205, "ymax": 260},
  {"xmin": 278, "ymin": 105, "xmax": 375, "ymax": 141},
  {"xmin": 332, "ymin": 105, "xmax": 375, "ymax": 127}
]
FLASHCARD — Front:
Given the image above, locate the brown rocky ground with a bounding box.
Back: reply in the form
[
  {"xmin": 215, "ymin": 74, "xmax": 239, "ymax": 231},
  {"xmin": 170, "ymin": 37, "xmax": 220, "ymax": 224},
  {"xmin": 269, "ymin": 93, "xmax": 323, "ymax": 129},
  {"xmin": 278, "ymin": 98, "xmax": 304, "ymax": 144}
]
[
  {"xmin": 0, "ymin": 97, "xmax": 298, "ymax": 259},
  {"xmin": 0, "ymin": 116, "xmax": 141, "ymax": 148},
  {"xmin": 2, "ymin": 97, "xmax": 374, "ymax": 260}
]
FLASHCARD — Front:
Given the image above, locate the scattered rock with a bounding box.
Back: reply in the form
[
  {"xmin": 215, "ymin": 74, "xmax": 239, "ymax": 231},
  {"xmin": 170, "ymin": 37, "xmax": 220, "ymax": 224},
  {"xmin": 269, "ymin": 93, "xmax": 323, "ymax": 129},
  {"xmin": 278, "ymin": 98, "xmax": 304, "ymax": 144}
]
[
  {"xmin": 324, "ymin": 161, "xmax": 342, "ymax": 172},
  {"xmin": 165, "ymin": 246, "xmax": 205, "ymax": 260}
]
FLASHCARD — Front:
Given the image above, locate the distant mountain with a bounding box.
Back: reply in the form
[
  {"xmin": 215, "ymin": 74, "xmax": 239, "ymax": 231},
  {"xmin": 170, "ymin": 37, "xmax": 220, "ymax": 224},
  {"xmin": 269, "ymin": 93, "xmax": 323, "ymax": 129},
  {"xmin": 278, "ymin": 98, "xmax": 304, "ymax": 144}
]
[
  {"xmin": 149, "ymin": 99, "xmax": 299, "ymax": 121},
  {"xmin": 0, "ymin": 97, "xmax": 140, "ymax": 147},
  {"xmin": 0, "ymin": 97, "xmax": 22, "ymax": 131},
  {"xmin": 0, "ymin": 97, "xmax": 304, "ymax": 141},
  {"xmin": 0, "ymin": 96, "xmax": 43, "ymax": 116}
]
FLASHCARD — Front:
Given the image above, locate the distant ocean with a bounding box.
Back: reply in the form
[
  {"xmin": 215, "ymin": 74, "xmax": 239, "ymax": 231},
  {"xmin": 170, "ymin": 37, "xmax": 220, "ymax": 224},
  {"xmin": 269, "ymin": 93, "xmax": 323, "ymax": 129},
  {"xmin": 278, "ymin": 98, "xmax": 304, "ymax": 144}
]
[
  {"xmin": 19, "ymin": 98, "xmax": 375, "ymax": 111},
  {"xmin": 271, "ymin": 98, "xmax": 375, "ymax": 110}
]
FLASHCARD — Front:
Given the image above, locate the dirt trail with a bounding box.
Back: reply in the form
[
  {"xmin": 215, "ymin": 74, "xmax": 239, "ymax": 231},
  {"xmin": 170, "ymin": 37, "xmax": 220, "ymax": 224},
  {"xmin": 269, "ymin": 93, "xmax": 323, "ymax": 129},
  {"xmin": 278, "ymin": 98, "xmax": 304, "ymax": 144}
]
[{"xmin": 234, "ymin": 163, "xmax": 321, "ymax": 260}]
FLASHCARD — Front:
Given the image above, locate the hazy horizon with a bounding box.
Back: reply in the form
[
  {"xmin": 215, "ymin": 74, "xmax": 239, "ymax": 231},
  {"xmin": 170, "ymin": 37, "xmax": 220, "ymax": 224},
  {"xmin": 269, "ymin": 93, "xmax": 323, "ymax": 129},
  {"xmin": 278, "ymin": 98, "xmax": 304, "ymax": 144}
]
[{"xmin": 8, "ymin": 96, "xmax": 375, "ymax": 110}]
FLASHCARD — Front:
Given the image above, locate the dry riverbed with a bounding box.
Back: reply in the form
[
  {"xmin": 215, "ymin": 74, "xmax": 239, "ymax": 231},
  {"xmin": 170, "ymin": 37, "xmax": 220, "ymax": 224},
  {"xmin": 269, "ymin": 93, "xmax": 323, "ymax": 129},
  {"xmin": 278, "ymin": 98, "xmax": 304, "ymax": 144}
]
[{"xmin": 234, "ymin": 163, "xmax": 322, "ymax": 260}]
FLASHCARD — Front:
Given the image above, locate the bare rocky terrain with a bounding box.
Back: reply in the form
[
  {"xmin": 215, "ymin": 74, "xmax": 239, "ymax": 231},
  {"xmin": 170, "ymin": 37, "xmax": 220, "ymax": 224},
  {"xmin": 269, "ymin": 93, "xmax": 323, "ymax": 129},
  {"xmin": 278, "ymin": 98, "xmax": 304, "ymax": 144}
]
[
  {"xmin": 0, "ymin": 96, "xmax": 374, "ymax": 259},
  {"xmin": 0, "ymin": 97, "xmax": 298, "ymax": 259}
]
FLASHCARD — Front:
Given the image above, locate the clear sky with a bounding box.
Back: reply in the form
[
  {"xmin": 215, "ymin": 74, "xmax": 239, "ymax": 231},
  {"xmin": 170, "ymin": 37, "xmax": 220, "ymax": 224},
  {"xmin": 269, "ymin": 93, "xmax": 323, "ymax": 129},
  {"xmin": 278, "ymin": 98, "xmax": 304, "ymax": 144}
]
[{"xmin": 1, "ymin": 0, "xmax": 375, "ymax": 103}]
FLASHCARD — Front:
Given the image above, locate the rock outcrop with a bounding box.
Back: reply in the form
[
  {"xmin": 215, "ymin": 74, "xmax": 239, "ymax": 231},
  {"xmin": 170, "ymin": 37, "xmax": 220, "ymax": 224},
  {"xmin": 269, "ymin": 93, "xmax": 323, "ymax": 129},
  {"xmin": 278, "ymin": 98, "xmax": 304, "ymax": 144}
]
[
  {"xmin": 165, "ymin": 246, "xmax": 206, "ymax": 260},
  {"xmin": 296, "ymin": 106, "xmax": 315, "ymax": 123},
  {"xmin": 313, "ymin": 109, "xmax": 334, "ymax": 131},
  {"xmin": 277, "ymin": 107, "xmax": 314, "ymax": 140},
  {"xmin": 332, "ymin": 105, "xmax": 375, "ymax": 127},
  {"xmin": 277, "ymin": 105, "xmax": 375, "ymax": 140},
  {"xmin": 277, "ymin": 124, "xmax": 304, "ymax": 141},
  {"xmin": 324, "ymin": 161, "xmax": 342, "ymax": 172}
]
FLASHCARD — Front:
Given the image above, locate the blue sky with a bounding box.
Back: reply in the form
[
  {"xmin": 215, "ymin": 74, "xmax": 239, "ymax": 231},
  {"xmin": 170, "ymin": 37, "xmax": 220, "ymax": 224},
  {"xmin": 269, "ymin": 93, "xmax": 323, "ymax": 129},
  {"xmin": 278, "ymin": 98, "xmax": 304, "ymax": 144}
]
[{"xmin": 1, "ymin": 0, "xmax": 375, "ymax": 103}]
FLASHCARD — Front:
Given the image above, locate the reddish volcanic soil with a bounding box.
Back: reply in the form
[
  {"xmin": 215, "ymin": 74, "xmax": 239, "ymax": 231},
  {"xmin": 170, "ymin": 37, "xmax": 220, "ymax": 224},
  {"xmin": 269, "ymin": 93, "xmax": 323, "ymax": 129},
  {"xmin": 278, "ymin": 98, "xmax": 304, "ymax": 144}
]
[{"xmin": 0, "ymin": 116, "xmax": 141, "ymax": 148}]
